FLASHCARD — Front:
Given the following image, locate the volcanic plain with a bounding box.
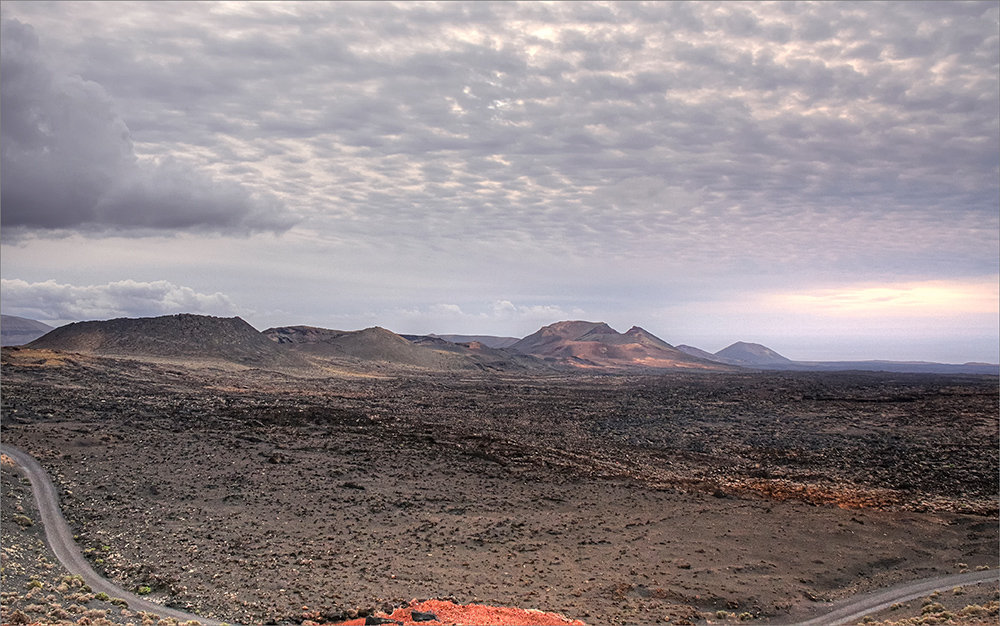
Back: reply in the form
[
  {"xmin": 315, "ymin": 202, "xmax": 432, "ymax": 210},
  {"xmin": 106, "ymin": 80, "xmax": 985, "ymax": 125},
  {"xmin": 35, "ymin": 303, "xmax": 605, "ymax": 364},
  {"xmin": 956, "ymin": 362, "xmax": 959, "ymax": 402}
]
[{"xmin": 1, "ymin": 318, "xmax": 997, "ymax": 625}]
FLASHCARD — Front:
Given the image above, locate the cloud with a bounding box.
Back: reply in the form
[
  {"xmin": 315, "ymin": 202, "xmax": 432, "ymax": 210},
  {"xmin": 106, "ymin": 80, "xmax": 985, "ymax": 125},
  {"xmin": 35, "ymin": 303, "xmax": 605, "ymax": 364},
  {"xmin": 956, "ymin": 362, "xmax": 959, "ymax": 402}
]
[
  {"xmin": 768, "ymin": 278, "xmax": 1000, "ymax": 318},
  {"xmin": 0, "ymin": 2, "xmax": 996, "ymax": 363},
  {"xmin": 0, "ymin": 278, "xmax": 241, "ymax": 323},
  {"xmin": 0, "ymin": 16, "xmax": 296, "ymax": 236},
  {"xmin": 382, "ymin": 300, "xmax": 580, "ymax": 335},
  {"xmin": 4, "ymin": 3, "xmax": 994, "ymax": 268}
]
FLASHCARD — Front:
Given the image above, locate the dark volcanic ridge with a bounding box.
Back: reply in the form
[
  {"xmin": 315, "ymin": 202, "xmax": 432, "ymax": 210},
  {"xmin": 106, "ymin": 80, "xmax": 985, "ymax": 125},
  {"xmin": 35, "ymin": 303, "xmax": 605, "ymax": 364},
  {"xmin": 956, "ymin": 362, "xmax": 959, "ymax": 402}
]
[
  {"xmin": 25, "ymin": 314, "xmax": 306, "ymax": 367},
  {"xmin": 1, "ymin": 314, "xmax": 54, "ymax": 347}
]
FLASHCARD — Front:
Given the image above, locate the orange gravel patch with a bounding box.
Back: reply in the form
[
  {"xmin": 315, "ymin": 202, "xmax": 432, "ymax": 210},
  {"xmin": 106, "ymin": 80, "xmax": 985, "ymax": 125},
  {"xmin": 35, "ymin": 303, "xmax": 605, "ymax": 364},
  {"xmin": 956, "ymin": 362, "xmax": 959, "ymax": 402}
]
[{"xmin": 338, "ymin": 599, "xmax": 585, "ymax": 626}]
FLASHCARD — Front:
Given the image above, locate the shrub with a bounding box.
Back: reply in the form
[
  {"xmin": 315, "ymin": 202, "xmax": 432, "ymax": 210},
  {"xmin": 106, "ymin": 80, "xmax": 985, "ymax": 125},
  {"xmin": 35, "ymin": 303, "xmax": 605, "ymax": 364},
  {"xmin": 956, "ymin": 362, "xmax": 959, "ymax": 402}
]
[
  {"xmin": 63, "ymin": 575, "xmax": 85, "ymax": 588},
  {"xmin": 49, "ymin": 607, "xmax": 73, "ymax": 621},
  {"xmin": 6, "ymin": 610, "xmax": 30, "ymax": 625},
  {"xmin": 922, "ymin": 602, "xmax": 946, "ymax": 615},
  {"xmin": 94, "ymin": 592, "xmax": 109, "ymax": 602},
  {"xmin": 958, "ymin": 604, "xmax": 990, "ymax": 618},
  {"xmin": 137, "ymin": 586, "xmax": 152, "ymax": 595}
]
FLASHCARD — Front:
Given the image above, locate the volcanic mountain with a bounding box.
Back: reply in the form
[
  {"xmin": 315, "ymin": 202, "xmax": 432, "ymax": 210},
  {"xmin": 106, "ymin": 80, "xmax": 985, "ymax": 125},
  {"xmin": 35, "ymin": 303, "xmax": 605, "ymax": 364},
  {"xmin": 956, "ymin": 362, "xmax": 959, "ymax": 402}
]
[
  {"xmin": 1, "ymin": 315, "xmax": 54, "ymax": 347},
  {"xmin": 508, "ymin": 321, "xmax": 728, "ymax": 370},
  {"xmin": 428, "ymin": 334, "xmax": 521, "ymax": 349},
  {"xmin": 714, "ymin": 341, "xmax": 795, "ymax": 366},
  {"xmin": 263, "ymin": 325, "xmax": 472, "ymax": 369},
  {"xmin": 24, "ymin": 314, "xmax": 300, "ymax": 366}
]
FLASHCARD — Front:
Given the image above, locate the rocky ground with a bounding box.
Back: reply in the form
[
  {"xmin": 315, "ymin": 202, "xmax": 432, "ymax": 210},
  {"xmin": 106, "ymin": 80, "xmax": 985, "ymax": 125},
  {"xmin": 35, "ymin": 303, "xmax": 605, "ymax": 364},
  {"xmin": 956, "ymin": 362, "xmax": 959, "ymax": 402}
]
[
  {"xmin": 1, "ymin": 347, "xmax": 997, "ymax": 625},
  {"xmin": 1, "ymin": 454, "xmax": 203, "ymax": 625}
]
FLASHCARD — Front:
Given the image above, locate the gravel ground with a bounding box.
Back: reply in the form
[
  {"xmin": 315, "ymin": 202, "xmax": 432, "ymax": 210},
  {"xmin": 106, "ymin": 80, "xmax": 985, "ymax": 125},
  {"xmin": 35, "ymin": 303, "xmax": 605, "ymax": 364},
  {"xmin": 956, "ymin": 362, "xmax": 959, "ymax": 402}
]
[
  {"xmin": 1, "ymin": 454, "xmax": 205, "ymax": 625},
  {"xmin": 1, "ymin": 348, "xmax": 997, "ymax": 625}
]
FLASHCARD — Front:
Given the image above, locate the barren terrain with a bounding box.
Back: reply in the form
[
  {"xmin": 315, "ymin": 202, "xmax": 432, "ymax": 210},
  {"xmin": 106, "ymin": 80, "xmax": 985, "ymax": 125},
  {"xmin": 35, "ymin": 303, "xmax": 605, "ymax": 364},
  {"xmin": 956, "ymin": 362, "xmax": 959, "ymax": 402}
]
[{"xmin": 1, "ymin": 347, "xmax": 997, "ymax": 625}]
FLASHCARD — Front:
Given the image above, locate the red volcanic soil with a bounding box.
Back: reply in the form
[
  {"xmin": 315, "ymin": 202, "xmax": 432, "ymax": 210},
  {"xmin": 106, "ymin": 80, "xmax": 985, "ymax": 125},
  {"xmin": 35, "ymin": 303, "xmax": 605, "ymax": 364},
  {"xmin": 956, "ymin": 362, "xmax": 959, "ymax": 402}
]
[{"xmin": 338, "ymin": 599, "xmax": 585, "ymax": 626}]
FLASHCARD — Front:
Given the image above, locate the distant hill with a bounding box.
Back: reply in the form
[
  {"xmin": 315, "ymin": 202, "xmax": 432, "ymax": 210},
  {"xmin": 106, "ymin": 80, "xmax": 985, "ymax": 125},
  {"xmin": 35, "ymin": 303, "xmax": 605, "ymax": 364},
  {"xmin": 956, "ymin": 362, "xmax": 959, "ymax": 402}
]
[
  {"xmin": 509, "ymin": 321, "xmax": 728, "ymax": 370},
  {"xmin": 1, "ymin": 315, "xmax": 54, "ymax": 346},
  {"xmin": 674, "ymin": 344, "xmax": 717, "ymax": 361},
  {"xmin": 263, "ymin": 325, "xmax": 468, "ymax": 369},
  {"xmin": 714, "ymin": 341, "xmax": 795, "ymax": 366},
  {"xmin": 428, "ymin": 334, "xmax": 521, "ymax": 349},
  {"xmin": 24, "ymin": 314, "xmax": 300, "ymax": 366},
  {"xmin": 267, "ymin": 326, "xmax": 549, "ymax": 372},
  {"xmin": 677, "ymin": 341, "xmax": 999, "ymax": 375}
]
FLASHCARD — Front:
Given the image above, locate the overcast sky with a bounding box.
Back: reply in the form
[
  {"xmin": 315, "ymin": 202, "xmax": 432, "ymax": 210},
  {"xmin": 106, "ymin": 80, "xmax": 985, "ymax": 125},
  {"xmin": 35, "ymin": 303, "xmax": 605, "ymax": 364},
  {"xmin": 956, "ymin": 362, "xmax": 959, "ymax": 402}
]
[{"xmin": 1, "ymin": 1, "xmax": 997, "ymax": 362}]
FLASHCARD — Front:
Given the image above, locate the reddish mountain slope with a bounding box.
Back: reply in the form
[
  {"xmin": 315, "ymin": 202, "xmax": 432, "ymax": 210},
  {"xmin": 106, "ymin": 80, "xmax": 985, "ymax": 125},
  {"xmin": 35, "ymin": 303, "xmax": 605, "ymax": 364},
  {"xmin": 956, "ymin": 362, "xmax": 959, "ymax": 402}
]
[{"xmin": 509, "ymin": 321, "xmax": 728, "ymax": 370}]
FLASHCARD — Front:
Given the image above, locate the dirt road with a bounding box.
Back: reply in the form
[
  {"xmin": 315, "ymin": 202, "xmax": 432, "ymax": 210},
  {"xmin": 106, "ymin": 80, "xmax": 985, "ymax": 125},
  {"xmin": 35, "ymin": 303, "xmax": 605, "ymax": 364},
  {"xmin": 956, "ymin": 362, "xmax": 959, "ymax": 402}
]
[{"xmin": 2, "ymin": 443, "xmax": 223, "ymax": 626}]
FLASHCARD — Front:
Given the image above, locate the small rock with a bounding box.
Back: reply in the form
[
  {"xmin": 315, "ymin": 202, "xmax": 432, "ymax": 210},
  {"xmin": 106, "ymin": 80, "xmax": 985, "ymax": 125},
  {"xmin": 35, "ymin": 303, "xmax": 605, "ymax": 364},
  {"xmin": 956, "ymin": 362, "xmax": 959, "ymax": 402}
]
[{"xmin": 412, "ymin": 611, "xmax": 438, "ymax": 622}]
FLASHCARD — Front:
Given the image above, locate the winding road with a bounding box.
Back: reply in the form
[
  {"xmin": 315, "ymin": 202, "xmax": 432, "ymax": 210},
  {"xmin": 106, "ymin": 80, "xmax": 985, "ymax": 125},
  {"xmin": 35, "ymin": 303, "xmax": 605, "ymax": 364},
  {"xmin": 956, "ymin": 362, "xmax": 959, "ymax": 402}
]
[
  {"xmin": 2, "ymin": 443, "xmax": 223, "ymax": 626},
  {"xmin": 796, "ymin": 567, "xmax": 998, "ymax": 625},
  {"xmin": 3, "ymin": 443, "xmax": 997, "ymax": 626}
]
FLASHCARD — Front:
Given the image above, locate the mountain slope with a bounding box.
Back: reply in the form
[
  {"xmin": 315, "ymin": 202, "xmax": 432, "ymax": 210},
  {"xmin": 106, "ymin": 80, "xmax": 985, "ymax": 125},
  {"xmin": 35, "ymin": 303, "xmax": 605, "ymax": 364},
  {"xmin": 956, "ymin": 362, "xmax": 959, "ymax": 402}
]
[
  {"xmin": 509, "ymin": 321, "xmax": 727, "ymax": 370},
  {"xmin": 24, "ymin": 314, "xmax": 298, "ymax": 366},
  {"xmin": 263, "ymin": 325, "xmax": 472, "ymax": 369},
  {"xmin": 428, "ymin": 334, "xmax": 521, "ymax": 349},
  {"xmin": 675, "ymin": 344, "xmax": 719, "ymax": 361},
  {"xmin": 714, "ymin": 341, "xmax": 794, "ymax": 366},
  {"xmin": 1, "ymin": 315, "xmax": 55, "ymax": 347}
]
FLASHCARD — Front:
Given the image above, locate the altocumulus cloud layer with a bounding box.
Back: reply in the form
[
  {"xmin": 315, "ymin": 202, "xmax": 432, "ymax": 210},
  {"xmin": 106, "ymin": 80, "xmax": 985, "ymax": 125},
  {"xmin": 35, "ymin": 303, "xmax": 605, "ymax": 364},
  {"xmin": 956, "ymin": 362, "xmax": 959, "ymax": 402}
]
[
  {"xmin": 0, "ymin": 2, "xmax": 997, "ymax": 360},
  {"xmin": 3, "ymin": 2, "xmax": 996, "ymax": 267},
  {"xmin": 0, "ymin": 17, "xmax": 295, "ymax": 235}
]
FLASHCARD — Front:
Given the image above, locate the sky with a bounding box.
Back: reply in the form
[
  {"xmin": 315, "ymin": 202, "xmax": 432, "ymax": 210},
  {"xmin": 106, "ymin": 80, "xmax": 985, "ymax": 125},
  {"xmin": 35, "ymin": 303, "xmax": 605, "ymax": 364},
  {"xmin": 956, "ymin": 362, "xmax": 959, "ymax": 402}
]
[{"xmin": 1, "ymin": 1, "xmax": 997, "ymax": 363}]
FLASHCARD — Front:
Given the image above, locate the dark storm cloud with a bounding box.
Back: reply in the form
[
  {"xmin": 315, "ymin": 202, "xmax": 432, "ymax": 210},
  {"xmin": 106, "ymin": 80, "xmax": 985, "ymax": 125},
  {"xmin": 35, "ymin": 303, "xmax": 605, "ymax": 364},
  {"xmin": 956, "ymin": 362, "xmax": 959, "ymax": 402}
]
[{"xmin": 0, "ymin": 17, "xmax": 296, "ymax": 235}]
